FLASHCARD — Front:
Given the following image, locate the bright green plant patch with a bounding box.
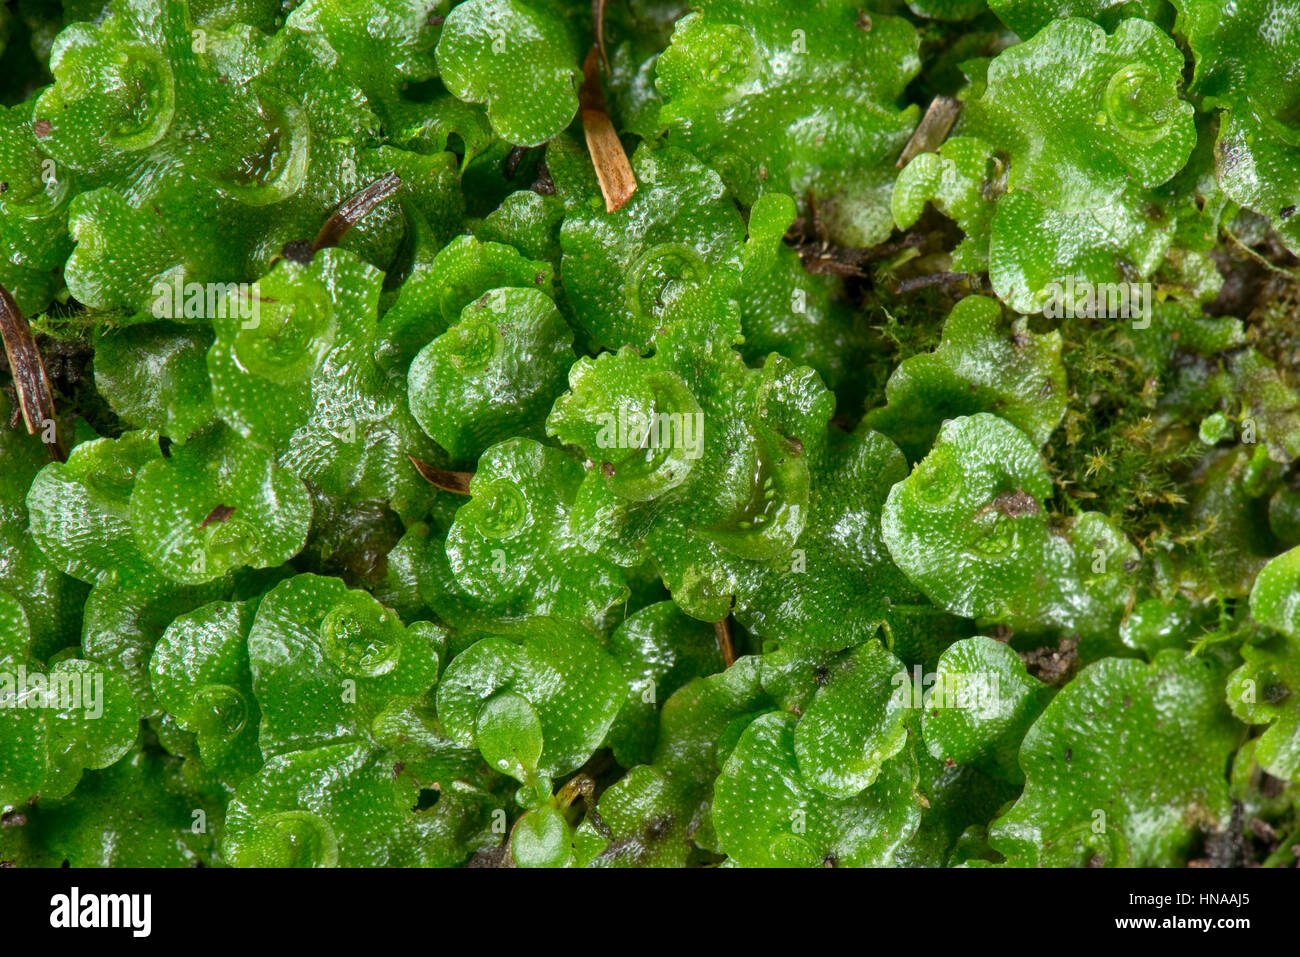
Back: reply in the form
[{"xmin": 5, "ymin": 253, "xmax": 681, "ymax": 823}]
[{"xmin": 1, "ymin": 0, "xmax": 1298, "ymax": 869}]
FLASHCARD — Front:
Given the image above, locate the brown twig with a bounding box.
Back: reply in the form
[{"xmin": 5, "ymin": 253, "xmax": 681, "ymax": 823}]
[
  {"xmin": 312, "ymin": 170, "xmax": 403, "ymax": 252},
  {"xmin": 408, "ymin": 455, "xmax": 473, "ymax": 495},
  {"xmin": 896, "ymin": 95, "xmax": 962, "ymax": 169},
  {"xmin": 714, "ymin": 617, "xmax": 736, "ymax": 668},
  {"xmin": 593, "ymin": 0, "xmax": 609, "ymax": 71},
  {"xmin": 580, "ymin": 49, "xmax": 636, "ymax": 213},
  {"xmin": 0, "ymin": 284, "xmax": 65, "ymax": 462}
]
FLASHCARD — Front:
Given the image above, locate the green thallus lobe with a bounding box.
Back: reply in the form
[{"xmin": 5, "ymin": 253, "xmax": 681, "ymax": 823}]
[{"xmin": 0, "ymin": 0, "xmax": 1298, "ymax": 869}]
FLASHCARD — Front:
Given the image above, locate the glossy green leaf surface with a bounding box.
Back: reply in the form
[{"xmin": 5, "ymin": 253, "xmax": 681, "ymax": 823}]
[
  {"xmin": 1176, "ymin": 0, "xmax": 1300, "ymax": 252},
  {"xmin": 793, "ymin": 640, "xmax": 910, "ymax": 797},
  {"xmin": 130, "ymin": 426, "xmax": 312, "ymax": 585},
  {"xmin": 990, "ymin": 651, "xmax": 1239, "ymax": 866},
  {"xmin": 656, "ymin": 0, "xmax": 921, "ymax": 246},
  {"xmin": 151, "ymin": 599, "xmax": 261, "ymax": 783},
  {"xmin": 436, "ymin": 617, "xmax": 624, "ymax": 782},
  {"xmin": 435, "ymin": 0, "xmax": 583, "ymax": 146},
  {"xmin": 247, "ymin": 574, "xmax": 442, "ymax": 758},
  {"xmin": 954, "ymin": 17, "xmax": 1204, "ymax": 311},
  {"xmin": 1227, "ymin": 635, "xmax": 1300, "ymax": 781},
  {"xmin": 922, "ymin": 635, "xmax": 1052, "ymax": 781},
  {"xmin": 712, "ymin": 711, "xmax": 922, "ymax": 867},
  {"xmin": 882, "ymin": 414, "xmax": 1135, "ymax": 641},
  {"xmin": 554, "ymin": 142, "xmax": 746, "ymax": 352},
  {"xmin": 5, "ymin": 0, "xmax": 1300, "ymax": 871},
  {"xmin": 990, "ymin": 0, "xmax": 1169, "ymax": 36},
  {"xmin": 866, "ymin": 295, "xmax": 1067, "ymax": 459},
  {"xmin": 438, "ymin": 437, "xmax": 630, "ymax": 625},
  {"xmin": 408, "ymin": 287, "xmax": 574, "ymax": 463}
]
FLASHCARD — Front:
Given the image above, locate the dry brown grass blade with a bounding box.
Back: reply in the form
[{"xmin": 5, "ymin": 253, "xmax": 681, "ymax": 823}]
[
  {"xmin": 313, "ymin": 170, "xmax": 403, "ymax": 252},
  {"xmin": 714, "ymin": 617, "xmax": 736, "ymax": 668},
  {"xmin": 896, "ymin": 95, "xmax": 962, "ymax": 169},
  {"xmin": 0, "ymin": 284, "xmax": 65, "ymax": 462},
  {"xmin": 580, "ymin": 48, "xmax": 636, "ymax": 213},
  {"xmin": 408, "ymin": 455, "xmax": 473, "ymax": 495}
]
